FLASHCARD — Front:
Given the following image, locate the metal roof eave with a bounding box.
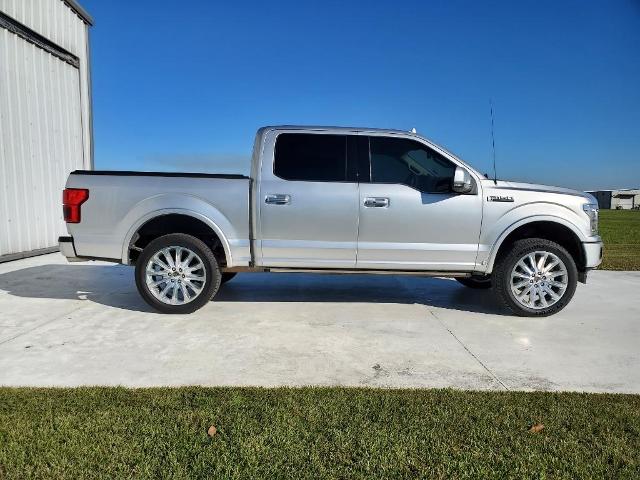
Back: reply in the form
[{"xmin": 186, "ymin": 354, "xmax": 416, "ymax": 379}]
[{"xmin": 64, "ymin": 0, "xmax": 93, "ymax": 26}]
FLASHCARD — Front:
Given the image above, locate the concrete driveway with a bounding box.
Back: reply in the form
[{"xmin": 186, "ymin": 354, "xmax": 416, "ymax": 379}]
[{"xmin": 0, "ymin": 253, "xmax": 638, "ymax": 392}]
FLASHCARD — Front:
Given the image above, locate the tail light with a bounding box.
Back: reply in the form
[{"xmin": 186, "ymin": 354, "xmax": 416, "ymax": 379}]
[{"xmin": 63, "ymin": 188, "xmax": 89, "ymax": 223}]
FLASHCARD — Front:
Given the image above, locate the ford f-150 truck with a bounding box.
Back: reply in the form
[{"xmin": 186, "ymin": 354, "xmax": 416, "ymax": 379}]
[{"xmin": 59, "ymin": 126, "xmax": 603, "ymax": 316}]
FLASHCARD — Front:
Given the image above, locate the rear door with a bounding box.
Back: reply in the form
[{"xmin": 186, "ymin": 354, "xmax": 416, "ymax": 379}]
[
  {"xmin": 257, "ymin": 130, "xmax": 359, "ymax": 268},
  {"xmin": 356, "ymin": 134, "xmax": 483, "ymax": 271}
]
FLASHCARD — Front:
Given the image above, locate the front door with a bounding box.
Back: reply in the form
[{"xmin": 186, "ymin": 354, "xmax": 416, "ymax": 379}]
[
  {"xmin": 356, "ymin": 135, "xmax": 483, "ymax": 271},
  {"xmin": 257, "ymin": 131, "xmax": 359, "ymax": 268}
]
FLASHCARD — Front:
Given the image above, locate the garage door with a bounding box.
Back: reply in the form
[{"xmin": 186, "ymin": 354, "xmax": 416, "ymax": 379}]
[{"xmin": 614, "ymin": 196, "xmax": 634, "ymax": 209}]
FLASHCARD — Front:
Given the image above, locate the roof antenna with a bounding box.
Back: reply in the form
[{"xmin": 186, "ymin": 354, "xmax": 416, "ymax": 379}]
[
  {"xmin": 410, "ymin": 127, "xmax": 417, "ymax": 134},
  {"xmin": 490, "ymin": 99, "xmax": 498, "ymax": 184}
]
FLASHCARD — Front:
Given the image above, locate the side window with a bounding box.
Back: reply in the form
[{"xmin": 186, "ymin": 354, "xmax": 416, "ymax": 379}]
[
  {"xmin": 274, "ymin": 133, "xmax": 347, "ymax": 182},
  {"xmin": 369, "ymin": 137, "xmax": 456, "ymax": 193}
]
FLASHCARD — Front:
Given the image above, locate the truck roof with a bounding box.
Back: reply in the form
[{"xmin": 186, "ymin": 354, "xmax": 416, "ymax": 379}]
[{"xmin": 260, "ymin": 125, "xmax": 417, "ymax": 136}]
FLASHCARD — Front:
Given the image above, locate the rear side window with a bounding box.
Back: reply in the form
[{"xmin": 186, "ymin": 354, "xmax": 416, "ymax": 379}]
[
  {"xmin": 274, "ymin": 133, "xmax": 347, "ymax": 182},
  {"xmin": 369, "ymin": 137, "xmax": 456, "ymax": 193}
]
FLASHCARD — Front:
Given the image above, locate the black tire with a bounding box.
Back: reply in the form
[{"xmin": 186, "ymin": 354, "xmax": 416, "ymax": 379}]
[
  {"xmin": 220, "ymin": 272, "xmax": 237, "ymax": 284},
  {"xmin": 456, "ymin": 275, "xmax": 492, "ymax": 289},
  {"xmin": 135, "ymin": 233, "xmax": 221, "ymax": 314},
  {"xmin": 493, "ymin": 238, "xmax": 578, "ymax": 317}
]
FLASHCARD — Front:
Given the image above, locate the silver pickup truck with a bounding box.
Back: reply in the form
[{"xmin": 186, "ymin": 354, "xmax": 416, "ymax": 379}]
[{"xmin": 59, "ymin": 126, "xmax": 603, "ymax": 316}]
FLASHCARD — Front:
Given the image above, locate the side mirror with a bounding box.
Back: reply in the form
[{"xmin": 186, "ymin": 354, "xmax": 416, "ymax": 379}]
[{"xmin": 452, "ymin": 167, "xmax": 473, "ymax": 194}]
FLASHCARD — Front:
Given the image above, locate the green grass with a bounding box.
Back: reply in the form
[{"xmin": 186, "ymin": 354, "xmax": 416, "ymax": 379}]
[
  {"xmin": 0, "ymin": 388, "xmax": 638, "ymax": 479},
  {"xmin": 599, "ymin": 210, "xmax": 640, "ymax": 270}
]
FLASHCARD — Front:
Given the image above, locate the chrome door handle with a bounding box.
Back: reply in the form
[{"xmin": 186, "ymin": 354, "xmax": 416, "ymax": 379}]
[
  {"xmin": 363, "ymin": 197, "xmax": 389, "ymax": 208},
  {"xmin": 265, "ymin": 194, "xmax": 291, "ymax": 205}
]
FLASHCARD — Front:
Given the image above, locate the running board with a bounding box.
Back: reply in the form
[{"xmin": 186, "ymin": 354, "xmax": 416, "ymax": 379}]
[{"xmin": 265, "ymin": 268, "xmax": 471, "ymax": 277}]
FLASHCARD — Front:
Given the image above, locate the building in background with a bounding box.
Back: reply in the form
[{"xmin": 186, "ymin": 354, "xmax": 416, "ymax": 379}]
[
  {"xmin": 0, "ymin": 0, "xmax": 92, "ymax": 262},
  {"xmin": 586, "ymin": 189, "xmax": 640, "ymax": 210}
]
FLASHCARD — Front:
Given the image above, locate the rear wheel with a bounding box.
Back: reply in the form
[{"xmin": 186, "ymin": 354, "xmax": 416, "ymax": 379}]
[
  {"xmin": 135, "ymin": 233, "xmax": 221, "ymax": 314},
  {"xmin": 493, "ymin": 238, "xmax": 577, "ymax": 317},
  {"xmin": 456, "ymin": 275, "xmax": 492, "ymax": 289}
]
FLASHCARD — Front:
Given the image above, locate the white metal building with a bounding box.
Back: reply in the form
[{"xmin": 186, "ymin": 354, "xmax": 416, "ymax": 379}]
[
  {"xmin": 0, "ymin": 0, "xmax": 92, "ymax": 262},
  {"xmin": 586, "ymin": 189, "xmax": 640, "ymax": 210}
]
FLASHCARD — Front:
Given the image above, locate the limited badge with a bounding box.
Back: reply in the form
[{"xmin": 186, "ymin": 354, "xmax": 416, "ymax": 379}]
[{"xmin": 487, "ymin": 195, "xmax": 514, "ymax": 202}]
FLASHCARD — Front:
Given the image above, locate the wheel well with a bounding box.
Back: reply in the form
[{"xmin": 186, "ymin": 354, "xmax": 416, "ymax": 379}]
[
  {"xmin": 128, "ymin": 214, "xmax": 226, "ymax": 266},
  {"xmin": 494, "ymin": 221, "xmax": 586, "ymax": 272}
]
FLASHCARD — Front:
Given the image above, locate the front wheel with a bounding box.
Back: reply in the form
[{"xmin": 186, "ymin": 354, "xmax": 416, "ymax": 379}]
[
  {"xmin": 493, "ymin": 238, "xmax": 577, "ymax": 317},
  {"xmin": 135, "ymin": 233, "xmax": 221, "ymax": 314}
]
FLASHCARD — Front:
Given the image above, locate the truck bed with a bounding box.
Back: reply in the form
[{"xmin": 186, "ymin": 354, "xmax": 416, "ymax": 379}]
[{"xmin": 65, "ymin": 170, "xmax": 251, "ymax": 266}]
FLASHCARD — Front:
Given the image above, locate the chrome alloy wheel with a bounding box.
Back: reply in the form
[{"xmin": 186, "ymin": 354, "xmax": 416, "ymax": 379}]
[
  {"xmin": 145, "ymin": 246, "xmax": 207, "ymax": 305},
  {"xmin": 510, "ymin": 251, "xmax": 568, "ymax": 310}
]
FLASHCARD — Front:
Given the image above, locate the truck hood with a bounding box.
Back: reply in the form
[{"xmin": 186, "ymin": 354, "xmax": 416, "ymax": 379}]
[{"xmin": 485, "ymin": 180, "xmax": 596, "ymax": 203}]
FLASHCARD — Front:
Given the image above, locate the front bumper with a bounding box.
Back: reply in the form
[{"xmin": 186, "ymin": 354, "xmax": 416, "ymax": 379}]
[
  {"xmin": 58, "ymin": 236, "xmax": 83, "ymax": 262},
  {"xmin": 583, "ymin": 240, "xmax": 603, "ymax": 269}
]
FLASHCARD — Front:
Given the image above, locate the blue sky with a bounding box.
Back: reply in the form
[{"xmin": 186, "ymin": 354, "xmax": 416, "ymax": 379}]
[{"xmin": 82, "ymin": 0, "xmax": 640, "ymax": 190}]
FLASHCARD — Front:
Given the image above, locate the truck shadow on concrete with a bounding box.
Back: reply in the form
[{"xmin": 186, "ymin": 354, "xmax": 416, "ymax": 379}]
[{"xmin": 0, "ymin": 264, "xmax": 511, "ymax": 316}]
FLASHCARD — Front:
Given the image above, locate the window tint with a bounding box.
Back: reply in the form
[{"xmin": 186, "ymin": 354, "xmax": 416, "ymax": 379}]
[
  {"xmin": 369, "ymin": 137, "xmax": 456, "ymax": 193},
  {"xmin": 274, "ymin": 133, "xmax": 347, "ymax": 182}
]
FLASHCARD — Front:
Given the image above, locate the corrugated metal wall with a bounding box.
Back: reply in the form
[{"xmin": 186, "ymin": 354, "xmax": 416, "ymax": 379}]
[{"xmin": 0, "ymin": 0, "xmax": 91, "ymax": 260}]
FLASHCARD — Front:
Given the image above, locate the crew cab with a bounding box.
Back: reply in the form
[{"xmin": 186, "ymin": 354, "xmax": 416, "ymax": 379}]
[{"xmin": 59, "ymin": 126, "xmax": 603, "ymax": 316}]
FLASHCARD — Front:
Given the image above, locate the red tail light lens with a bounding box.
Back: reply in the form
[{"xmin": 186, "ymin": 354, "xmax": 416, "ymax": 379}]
[{"xmin": 63, "ymin": 188, "xmax": 89, "ymax": 223}]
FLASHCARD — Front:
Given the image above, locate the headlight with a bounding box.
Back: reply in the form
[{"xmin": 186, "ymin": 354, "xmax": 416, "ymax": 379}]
[{"xmin": 582, "ymin": 203, "xmax": 599, "ymax": 235}]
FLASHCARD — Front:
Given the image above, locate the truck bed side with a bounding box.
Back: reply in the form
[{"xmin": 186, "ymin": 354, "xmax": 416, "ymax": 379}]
[{"xmin": 65, "ymin": 171, "xmax": 251, "ymax": 267}]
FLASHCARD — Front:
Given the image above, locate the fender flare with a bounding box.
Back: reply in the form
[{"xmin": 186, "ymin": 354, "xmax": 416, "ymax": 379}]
[
  {"xmin": 485, "ymin": 215, "xmax": 587, "ymax": 272},
  {"xmin": 121, "ymin": 208, "xmax": 233, "ymax": 266}
]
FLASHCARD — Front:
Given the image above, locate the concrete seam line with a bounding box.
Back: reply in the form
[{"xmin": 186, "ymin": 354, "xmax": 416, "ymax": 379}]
[
  {"xmin": 0, "ymin": 302, "xmax": 92, "ymax": 347},
  {"xmin": 429, "ymin": 310, "xmax": 510, "ymax": 391}
]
